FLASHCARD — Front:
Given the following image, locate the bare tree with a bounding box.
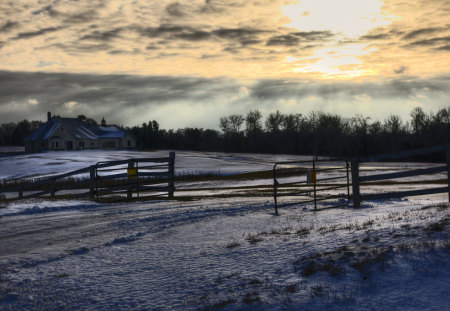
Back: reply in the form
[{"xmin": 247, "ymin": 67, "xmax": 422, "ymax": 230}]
[
  {"xmin": 245, "ymin": 110, "xmax": 262, "ymax": 134},
  {"xmin": 228, "ymin": 114, "xmax": 244, "ymax": 133},
  {"xmin": 265, "ymin": 110, "xmax": 284, "ymax": 133}
]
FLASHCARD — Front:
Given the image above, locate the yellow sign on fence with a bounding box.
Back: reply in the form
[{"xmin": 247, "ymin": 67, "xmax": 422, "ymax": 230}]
[
  {"xmin": 127, "ymin": 168, "xmax": 138, "ymax": 177},
  {"xmin": 307, "ymin": 170, "xmax": 316, "ymax": 184}
]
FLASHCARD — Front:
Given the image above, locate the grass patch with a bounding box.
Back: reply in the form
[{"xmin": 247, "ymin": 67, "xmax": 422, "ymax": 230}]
[
  {"xmin": 206, "ymin": 298, "xmax": 236, "ymax": 310},
  {"xmin": 226, "ymin": 240, "xmax": 241, "ymax": 249},
  {"xmin": 246, "ymin": 233, "xmax": 264, "ymax": 245},
  {"xmin": 242, "ymin": 291, "xmax": 261, "ymax": 304},
  {"xmin": 54, "ymin": 273, "xmax": 69, "ymax": 278}
]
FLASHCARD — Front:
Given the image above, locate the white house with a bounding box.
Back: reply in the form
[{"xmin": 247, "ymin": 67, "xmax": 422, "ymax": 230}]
[{"xmin": 25, "ymin": 112, "xmax": 136, "ymax": 153}]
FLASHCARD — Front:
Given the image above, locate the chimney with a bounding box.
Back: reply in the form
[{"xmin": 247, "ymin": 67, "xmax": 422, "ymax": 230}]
[{"xmin": 47, "ymin": 112, "xmax": 52, "ymax": 121}]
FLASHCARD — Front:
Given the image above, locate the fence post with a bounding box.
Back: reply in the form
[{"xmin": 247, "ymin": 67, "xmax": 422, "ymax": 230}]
[
  {"xmin": 128, "ymin": 160, "xmax": 135, "ymax": 199},
  {"xmin": 90, "ymin": 166, "xmax": 95, "ymax": 199},
  {"xmin": 351, "ymin": 159, "xmax": 360, "ymax": 208},
  {"xmin": 446, "ymin": 148, "xmax": 450, "ymax": 203},
  {"xmin": 50, "ymin": 177, "xmax": 56, "ymax": 197},
  {"xmin": 313, "ymin": 160, "xmax": 317, "ymax": 211},
  {"xmin": 19, "ymin": 183, "xmax": 23, "ymax": 199},
  {"xmin": 273, "ymin": 164, "xmax": 279, "ymax": 216},
  {"xmin": 168, "ymin": 152, "xmax": 175, "ymax": 198}
]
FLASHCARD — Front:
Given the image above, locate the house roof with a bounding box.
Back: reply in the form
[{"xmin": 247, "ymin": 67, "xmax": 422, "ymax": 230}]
[{"xmin": 25, "ymin": 117, "xmax": 125, "ymax": 142}]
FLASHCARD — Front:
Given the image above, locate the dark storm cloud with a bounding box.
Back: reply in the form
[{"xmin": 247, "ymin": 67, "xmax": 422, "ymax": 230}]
[
  {"xmin": 0, "ymin": 70, "xmax": 237, "ymax": 113},
  {"xmin": 12, "ymin": 26, "xmax": 64, "ymax": 40},
  {"xmin": 248, "ymin": 76, "xmax": 450, "ymax": 101},
  {"xmin": 2, "ymin": 70, "xmax": 449, "ymax": 126}
]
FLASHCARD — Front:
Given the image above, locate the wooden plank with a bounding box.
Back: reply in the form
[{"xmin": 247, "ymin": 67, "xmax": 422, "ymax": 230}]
[
  {"xmin": 138, "ymin": 185, "xmax": 171, "ymax": 192},
  {"xmin": 96, "ymin": 173, "xmax": 128, "ymax": 180},
  {"xmin": 95, "ymin": 160, "xmax": 129, "ymax": 168},
  {"xmin": 359, "ymin": 166, "xmax": 447, "ymax": 182},
  {"xmin": 136, "ymin": 157, "xmax": 170, "ymax": 163},
  {"xmin": 362, "ymin": 187, "xmax": 448, "ymax": 201},
  {"xmin": 22, "ymin": 189, "xmax": 51, "ymax": 199},
  {"xmin": 138, "ymin": 172, "xmax": 171, "ymax": 178}
]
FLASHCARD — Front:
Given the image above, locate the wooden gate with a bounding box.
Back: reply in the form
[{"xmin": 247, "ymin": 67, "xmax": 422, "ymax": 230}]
[{"xmin": 273, "ymin": 159, "xmax": 350, "ymax": 215}]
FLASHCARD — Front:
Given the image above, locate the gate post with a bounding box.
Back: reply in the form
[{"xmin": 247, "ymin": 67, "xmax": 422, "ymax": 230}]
[
  {"xmin": 446, "ymin": 147, "xmax": 450, "ymax": 203},
  {"xmin": 168, "ymin": 152, "xmax": 175, "ymax": 198},
  {"xmin": 127, "ymin": 160, "xmax": 135, "ymax": 199},
  {"xmin": 273, "ymin": 164, "xmax": 279, "ymax": 216},
  {"xmin": 90, "ymin": 166, "xmax": 95, "ymax": 199},
  {"xmin": 351, "ymin": 159, "xmax": 361, "ymax": 208}
]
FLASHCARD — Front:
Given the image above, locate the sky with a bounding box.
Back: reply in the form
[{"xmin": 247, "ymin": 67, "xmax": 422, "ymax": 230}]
[{"xmin": 0, "ymin": 0, "xmax": 449, "ymax": 130}]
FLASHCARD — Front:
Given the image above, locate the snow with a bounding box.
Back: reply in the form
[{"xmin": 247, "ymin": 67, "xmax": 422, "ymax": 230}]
[{"xmin": 0, "ymin": 149, "xmax": 449, "ymax": 310}]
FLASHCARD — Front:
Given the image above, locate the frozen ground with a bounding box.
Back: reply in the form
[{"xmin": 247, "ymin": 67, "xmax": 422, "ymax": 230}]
[{"xmin": 0, "ymin": 149, "xmax": 449, "ymax": 310}]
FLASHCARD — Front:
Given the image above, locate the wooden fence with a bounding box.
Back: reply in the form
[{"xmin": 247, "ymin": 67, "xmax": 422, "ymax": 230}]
[
  {"xmin": 1, "ymin": 152, "xmax": 175, "ymax": 201},
  {"xmin": 351, "ymin": 144, "xmax": 450, "ymax": 208}
]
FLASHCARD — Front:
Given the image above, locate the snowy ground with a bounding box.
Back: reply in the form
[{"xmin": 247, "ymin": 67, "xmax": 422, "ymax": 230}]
[{"xmin": 0, "ymin": 149, "xmax": 449, "ymax": 310}]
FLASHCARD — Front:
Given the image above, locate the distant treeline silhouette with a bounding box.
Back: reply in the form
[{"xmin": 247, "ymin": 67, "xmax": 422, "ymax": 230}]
[
  {"xmin": 1, "ymin": 107, "xmax": 449, "ymax": 159},
  {"xmin": 131, "ymin": 106, "xmax": 449, "ymax": 160}
]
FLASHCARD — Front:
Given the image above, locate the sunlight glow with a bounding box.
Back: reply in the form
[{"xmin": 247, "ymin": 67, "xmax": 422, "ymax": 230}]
[
  {"xmin": 281, "ymin": 0, "xmax": 393, "ymax": 38},
  {"xmin": 288, "ymin": 44, "xmax": 378, "ymax": 78}
]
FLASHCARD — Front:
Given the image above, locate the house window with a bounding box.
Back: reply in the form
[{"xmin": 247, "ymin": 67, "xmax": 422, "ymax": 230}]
[
  {"xmin": 127, "ymin": 140, "xmax": 131, "ymax": 147},
  {"xmin": 55, "ymin": 141, "xmax": 59, "ymax": 148}
]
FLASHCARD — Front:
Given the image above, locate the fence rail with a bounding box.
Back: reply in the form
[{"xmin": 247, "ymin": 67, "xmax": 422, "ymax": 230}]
[
  {"xmin": 1, "ymin": 152, "xmax": 175, "ymax": 201},
  {"xmin": 351, "ymin": 144, "xmax": 450, "ymax": 207}
]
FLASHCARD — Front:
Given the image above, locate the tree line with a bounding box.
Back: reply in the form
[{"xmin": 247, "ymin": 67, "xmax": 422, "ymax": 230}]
[
  {"xmin": 1, "ymin": 107, "xmax": 449, "ymax": 159},
  {"xmin": 132, "ymin": 106, "xmax": 449, "ymax": 159}
]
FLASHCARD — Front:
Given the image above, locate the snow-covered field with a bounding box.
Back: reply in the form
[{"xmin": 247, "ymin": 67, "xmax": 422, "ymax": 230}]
[{"xmin": 0, "ymin": 149, "xmax": 449, "ymax": 310}]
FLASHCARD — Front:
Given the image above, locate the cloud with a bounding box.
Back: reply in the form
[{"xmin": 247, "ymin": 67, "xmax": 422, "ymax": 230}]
[
  {"xmin": 1, "ymin": 71, "xmax": 448, "ymax": 129},
  {"xmin": 267, "ymin": 31, "xmax": 334, "ymax": 46},
  {"xmin": 394, "ymin": 66, "xmax": 408, "ymax": 74},
  {"xmin": 166, "ymin": 2, "xmax": 185, "ymax": 17},
  {"xmin": 79, "ymin": 28, "xmax": 125, "ymax": 42},
  {"xmin": 402, "ymin": 27, "xmax": 445, "ymax": 40},
  {"xmin": 407, "ymin": 35, "xmax": 450, "ymax": 47},
  {"xmin": 13, "ymin": 26, "xmax": 64, "ymax": 40},
  {"xmin": 0, "ymin": 20, "xmax": 19, "ymax": 33}
]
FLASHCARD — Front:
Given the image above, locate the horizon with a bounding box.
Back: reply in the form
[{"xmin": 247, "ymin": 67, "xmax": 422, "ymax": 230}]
[{"xmin": 1, "ymin": 0, "xmax": 449, "ymax": 129}]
